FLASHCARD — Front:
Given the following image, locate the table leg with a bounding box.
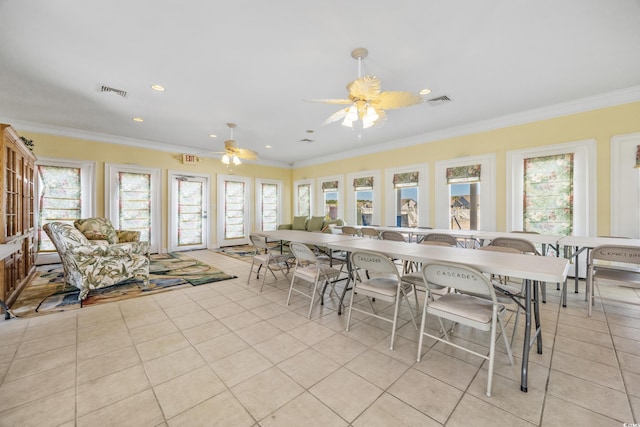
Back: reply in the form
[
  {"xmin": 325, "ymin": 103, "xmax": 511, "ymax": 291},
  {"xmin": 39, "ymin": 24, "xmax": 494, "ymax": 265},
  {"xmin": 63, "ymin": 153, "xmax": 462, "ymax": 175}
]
[
  {"xmin": 521, "ymin": 279, "xmax": 531, "ymax": 392},
  {"xmin": 533, "ymin": 281, "xmax": 542, "ymax": 354},
  {"xmin": 337, "ymin": 252, "xmax": 353, "ymax": 315}
]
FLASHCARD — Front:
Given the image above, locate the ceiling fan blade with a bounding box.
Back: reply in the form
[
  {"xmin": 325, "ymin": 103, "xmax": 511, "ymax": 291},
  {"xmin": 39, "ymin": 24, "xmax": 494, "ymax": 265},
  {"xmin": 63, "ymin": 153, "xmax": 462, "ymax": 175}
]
[
  {"xmin": 323, "ymin": 108, "xmax": 348, "ymax": 125},
  {"xmin": 375, "ymin": 91, "xmax": 424, "ymax": 109},
  {"xmin": 236, "ymin": 148, "xmax": 258, "ymax": 160},
  {"xmin": 308, "ymin": 98, "xmax": 352, "ymax": 105},
  {"xmin": 347, "ymin": 76, "xmax": 381, "ymax": 101}
]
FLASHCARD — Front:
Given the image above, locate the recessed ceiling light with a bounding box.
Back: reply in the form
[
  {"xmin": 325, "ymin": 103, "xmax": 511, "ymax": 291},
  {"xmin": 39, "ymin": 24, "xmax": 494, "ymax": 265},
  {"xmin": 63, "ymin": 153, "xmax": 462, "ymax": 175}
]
[
  {"xmin": 151, "ymin": 84, "xmax": 165, "ymax": 91},
  {"xmin": 132, "ymin": 117, "xmax": 144, "ymax": 122},
  {"xmin": 209, "ymin": 134, "xmax": 217, "ymax": 138},
  {"xmin": 419, "ymin": 88, "xmax": 432, "ymax": 95},
  {"xmin": 265, "ymin": 145, "xmax": 272, "ymax": 149}
]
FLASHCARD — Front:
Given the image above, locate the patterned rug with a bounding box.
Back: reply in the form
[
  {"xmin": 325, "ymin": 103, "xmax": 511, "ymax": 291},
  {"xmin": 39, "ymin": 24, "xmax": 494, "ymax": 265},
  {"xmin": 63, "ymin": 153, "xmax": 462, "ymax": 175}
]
[{"xmin": 10, "ymin": 252, "xmax": 236, "ymax": 318}]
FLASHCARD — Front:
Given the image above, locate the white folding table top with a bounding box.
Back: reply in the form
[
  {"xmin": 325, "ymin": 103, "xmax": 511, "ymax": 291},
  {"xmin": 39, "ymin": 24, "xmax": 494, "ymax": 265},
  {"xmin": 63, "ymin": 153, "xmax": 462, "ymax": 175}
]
[
  {"xmin": 474, "ymin": 231, "xmax": 564, "ymax": 246},
  {"xmin": 559, "ymin": 235, "xmax": 640, "ymax": 248},
  {"xmin": 254, "ymin": 229, "xmax": 361, "ymax": 246},
  {"xmin": 327, "ymin": 238, "xmax": 570, "ymax": 284}
]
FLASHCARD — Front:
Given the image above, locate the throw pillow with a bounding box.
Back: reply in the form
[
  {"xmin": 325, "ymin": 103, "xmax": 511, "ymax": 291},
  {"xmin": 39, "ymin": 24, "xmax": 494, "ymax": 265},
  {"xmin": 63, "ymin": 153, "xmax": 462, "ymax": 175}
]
[
  {"xmin": 74, "ymin": 218, "xmax": 119, "ymax": 244},
  {"xmin": 292, "ymin": 216, "xmax": 308, "ymax": 230},
  {"xmin": 306, "ymin": 216, "xmax": 325, "ymax": 232}
]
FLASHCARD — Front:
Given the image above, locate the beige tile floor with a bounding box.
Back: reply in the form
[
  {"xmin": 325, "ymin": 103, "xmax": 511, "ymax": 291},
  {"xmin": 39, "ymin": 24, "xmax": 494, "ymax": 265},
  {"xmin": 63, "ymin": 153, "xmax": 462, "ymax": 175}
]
[{"xmin": 0, "ymin": 249, "xmax": 638, "ymax": 426}]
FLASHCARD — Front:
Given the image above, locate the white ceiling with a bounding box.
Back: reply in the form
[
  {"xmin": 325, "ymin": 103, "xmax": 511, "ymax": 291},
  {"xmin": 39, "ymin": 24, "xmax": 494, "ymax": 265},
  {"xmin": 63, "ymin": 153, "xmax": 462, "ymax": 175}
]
[{"xmin": 1, "ymin": 0, "xmax": 640, "ymax": 168}]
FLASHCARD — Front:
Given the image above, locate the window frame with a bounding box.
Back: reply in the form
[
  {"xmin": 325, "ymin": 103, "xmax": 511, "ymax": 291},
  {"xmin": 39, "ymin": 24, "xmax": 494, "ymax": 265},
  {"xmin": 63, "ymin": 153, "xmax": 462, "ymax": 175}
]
[
  {"xmin": 316, "ymin": 175, "xmax": 343, "ymax": 220},
  {"xmin": 293, "ymin": 178, "xmax": 314, "ymax": 218},
  {"xmin": 35, "ymin": 157, "xmax": 96, "ymax": 264},
  {"xmin": 506, "ymin": 139, "xmax": 596, "ymax": 235},
  {"xmin": 105, "ymin": 163, "xmax": 162, "ymax": 254},
  {"xmin": 255, "ymin": 178, "xmax": 283, "ymax": 231},
  {"xmin": 610, "ymin": 132, "xmax": 640, "ymax": 238},
  {"xmin": 346, "ymin": 170, "xmax": 381, "ymax": 226},
  {"xmin": 384, "ymin": 163, "xmax": 428, "ymax": 227},
  {"xmin": 435, "ymin": 154, "xmax": 496, "ymax": 230}
]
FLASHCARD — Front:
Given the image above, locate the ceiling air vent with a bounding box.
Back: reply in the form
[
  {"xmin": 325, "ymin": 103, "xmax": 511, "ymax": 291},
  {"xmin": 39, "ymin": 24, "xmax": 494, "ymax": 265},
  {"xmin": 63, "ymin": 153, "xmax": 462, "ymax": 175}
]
[
  {"xmin": 427, "ymin": 94, "xmax": 452, "ymax": 106},
  {"xmin": 98, "ymin": 84, "xmax": 128, "ymax": 98}
]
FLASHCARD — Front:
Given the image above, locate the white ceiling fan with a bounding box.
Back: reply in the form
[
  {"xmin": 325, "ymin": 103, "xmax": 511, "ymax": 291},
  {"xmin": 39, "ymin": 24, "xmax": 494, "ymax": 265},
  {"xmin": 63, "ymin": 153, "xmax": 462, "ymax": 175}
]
[
  {"xmin": 211, "ymin": 123, "xmax": 258, "ymax": 165},
  {"xmin": 312, "ymin": 48, "xmax": 424, "ymax": 130}
]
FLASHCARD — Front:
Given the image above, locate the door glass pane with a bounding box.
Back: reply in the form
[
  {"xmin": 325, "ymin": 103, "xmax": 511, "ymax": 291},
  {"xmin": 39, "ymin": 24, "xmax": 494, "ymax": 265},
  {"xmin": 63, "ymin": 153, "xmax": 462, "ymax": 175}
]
[
  {"xmin": 356, "ymin": 190, "xmax": 373, "ymax": 225},
  {"xmin": 450, "ymin": 183, "xmax": 480, "ymax": 230},
  {"xmin": 119, "ymin": 172, "xmax": 151, "ymax": 242},
  {"xmin": 324, "ymin": 191, "xmax": 338, "ymax": 220},
  {"xmin": 225, "ymin": 181, "xmax": 245, "ymax": 239},
  {"xmin": 297, "ymin": 184, "xmax": 310, "ymax": 217},
  {"xmin": 261, "ymin": 183, "xmax": 278, "ymax": 231},
  {"xmin": 37, "ymin": 165, "xmax": 82, "ymax": 252},
  {"xmin": 178, "ymin": 180, "xmax": 203, "ymax": 246}
]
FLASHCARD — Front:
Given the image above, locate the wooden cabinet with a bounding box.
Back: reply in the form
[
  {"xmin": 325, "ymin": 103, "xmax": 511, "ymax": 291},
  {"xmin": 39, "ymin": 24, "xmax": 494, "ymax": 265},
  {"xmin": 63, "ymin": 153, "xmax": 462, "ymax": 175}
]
[{"xmin": 0, "ymin": 124, "xmax": 37, "ymax": 312}]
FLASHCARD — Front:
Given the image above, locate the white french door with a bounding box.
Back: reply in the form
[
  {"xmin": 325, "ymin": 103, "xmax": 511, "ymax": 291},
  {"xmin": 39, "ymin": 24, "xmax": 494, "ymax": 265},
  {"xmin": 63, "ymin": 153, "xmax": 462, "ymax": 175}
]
[
  {"xmin": 169, "ymin": 172, "xmax": 209, "ymax": 252},
  {"xmin": 217, "ymin": 174, "xmax": 251, "ymax": 247}
]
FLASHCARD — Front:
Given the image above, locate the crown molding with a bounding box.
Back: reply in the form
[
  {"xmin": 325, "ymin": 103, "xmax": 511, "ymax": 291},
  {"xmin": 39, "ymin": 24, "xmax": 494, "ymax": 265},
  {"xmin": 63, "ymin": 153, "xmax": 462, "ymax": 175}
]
[
  {"xmin": 292, "ymin": 86, "xmax": 640, "ymax": 168},
  {"xmin": 0, "ymin": 118, "xmax": 292, "ymax": 169}
]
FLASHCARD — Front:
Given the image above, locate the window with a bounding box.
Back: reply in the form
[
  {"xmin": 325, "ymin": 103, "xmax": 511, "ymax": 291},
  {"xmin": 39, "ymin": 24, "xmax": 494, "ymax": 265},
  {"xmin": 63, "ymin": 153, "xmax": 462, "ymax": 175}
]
[
  {"xmin": 106, "ymin": 164, "xmax": 161, "ymax": 254},
  {"xmin": 447, "ymin": 164, "xmax": 481, "ymax": 230},
  {"xmin": 347, "ymin": 170, "xmax": 380, "ymax": 226},
  {"xmin": 35, "ymin": 159, "xmax": 95, "ymax": 263},
  {"xmin": 293, "ymin": 179, "xmax": 314, "ymax": 218},
  {"xmin": 435, "ymin": 154, "xmax": 495, "ymax": 230},
  {"xmin": 354, "ymin": 177, "xmax": 373, "ymax": 226},
  {"xmin": 523, "ymin": 154, "xmax": 574, "ymax": 235},
  {"xmin": 217, "ymin": 174, "xmax": 251, "ymax": 246},
  {"xmin": 507, "ymin": 139, "xmax": 595, "ymax": 237},
  {"xmin": 394, "ymin": 172, "xmax": 419, "ymax": 227},
  {"xmin": 319, "ymin": 178, "xmax": 341, "ymax": 220},
  {"xmin": 117, "ymin": 172, "xmax": 152, "ymax": 242},
  {"xmin": 385, "ymin": 165, "xmax": 428, "ymax": 228},
  {"xmin": 255, "ymin": 179, "xmax": 282, "ymax": 231}
]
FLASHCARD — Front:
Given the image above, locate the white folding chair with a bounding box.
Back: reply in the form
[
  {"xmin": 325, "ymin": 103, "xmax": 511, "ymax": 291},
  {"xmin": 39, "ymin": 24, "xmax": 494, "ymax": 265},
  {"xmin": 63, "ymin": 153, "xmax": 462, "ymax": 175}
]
[
  {"xmin": 346, "ymin": 250, "xmax": 417, "ymax": 350},
  {"xmin": 417, "ymin": 261, "xmax": 514, "ymax": 397},
  {"xmin": 287, "ymin": 242, "xmax": 342, "ymax": 318},
  {"xmin": 247, "ymin": 234, "xmax": 291, "ymax": 291},
  {"xmin": 587, "ymin": 244, "xmax": 640, "ymax": 316}
]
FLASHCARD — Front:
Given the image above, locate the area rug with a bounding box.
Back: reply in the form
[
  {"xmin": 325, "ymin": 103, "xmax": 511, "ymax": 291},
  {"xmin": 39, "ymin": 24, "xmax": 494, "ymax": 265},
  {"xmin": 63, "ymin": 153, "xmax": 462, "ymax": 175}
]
[{"xmin": 10, "ymin": 252, "xmax": 237, "ymax": 318}]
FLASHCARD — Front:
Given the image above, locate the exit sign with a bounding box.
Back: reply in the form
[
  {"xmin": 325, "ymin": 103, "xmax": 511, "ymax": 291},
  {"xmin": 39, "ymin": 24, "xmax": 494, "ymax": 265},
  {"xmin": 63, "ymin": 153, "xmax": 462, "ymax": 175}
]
[{"xmin": 182, "ymin": 154, "xmax": 198, "ymax": 164}]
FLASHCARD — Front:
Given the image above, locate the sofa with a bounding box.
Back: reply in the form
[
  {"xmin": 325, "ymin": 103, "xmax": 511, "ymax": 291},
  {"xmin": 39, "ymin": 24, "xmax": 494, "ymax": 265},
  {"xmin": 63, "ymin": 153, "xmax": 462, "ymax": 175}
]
[
  {"xmin": 74, "ymin": 217, "xmax": 150, "ymax": 255},
  {"xmin": 43, "ymin": 222, "xmax": 150, "ymax": 300},
  {"xmin": 277, "ymin": 216, "xmax": 345, "ymax": 233}
]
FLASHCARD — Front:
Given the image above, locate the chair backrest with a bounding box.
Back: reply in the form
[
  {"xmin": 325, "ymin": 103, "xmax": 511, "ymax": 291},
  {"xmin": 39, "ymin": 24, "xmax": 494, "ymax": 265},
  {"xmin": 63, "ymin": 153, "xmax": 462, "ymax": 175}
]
[
  {"xmin": 422, "ymin": 261, "xmax": 497, "ymax": 301},
  {"xmin": 249, "ymin": 234, "xmax": 269, "ymax": 251},
  {"xmin": 489, "ymin": 237, "xmax": 538, "ymax": 255},
  {"xmin": 381, "ymin": 230, "xmax": 406, "ymax": 242},
  {"xmin": 350, "ymin": 251, "xmax": 400, "ymax": 276},
  {"xmin": 424, "ymin": 233, "xmax": 458, "ymax": 246},
  {"xmin": 421, "ymin": 241, "xmax": 453, "ymax": 247},
  {"xmin": 341, "ymin": 226, "xmax": 359, "ymax": 236},
  {"xmin": 289, "ymin": 242, "xmax": 318, "ymax": 264},
  {"xmin": 477, "ymin": 245, "xmax": 520, "ymax": 254},
  {"xmin": 361, "ymin": 227, "xmax": 380, "ymax": 239},
  {"xmin": 589, "ymin": 245, "xmax": 640, "ymax": 266}
]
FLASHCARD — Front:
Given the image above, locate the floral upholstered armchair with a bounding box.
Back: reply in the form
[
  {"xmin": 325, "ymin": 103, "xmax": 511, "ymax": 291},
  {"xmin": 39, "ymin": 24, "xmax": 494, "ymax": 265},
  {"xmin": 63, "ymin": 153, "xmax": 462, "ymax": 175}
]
[
  {"xmin": 43, "ymin": 222, "xmax": 150, "ymax": 300},
  {"xmin": 73, "ymin": 217, "xmax": 150, "ymax": 255}
]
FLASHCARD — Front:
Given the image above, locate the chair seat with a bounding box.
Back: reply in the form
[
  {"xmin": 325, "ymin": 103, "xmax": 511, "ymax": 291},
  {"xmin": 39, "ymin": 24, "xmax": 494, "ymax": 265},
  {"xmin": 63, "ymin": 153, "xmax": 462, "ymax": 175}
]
[
  {"xmin": 594, "ymin": 269, "xmax": 640, "ymax": 288},
  {"xmin": 428, "ymin": 293, "xmax": 503, "ymax": 325},
  {"xmin": 355, "ymin": 277, "xmax": 408, "ymax": 301},
  {"xmin": 294, "ymin": 265, "xmax": 341, "ymax": 282}
]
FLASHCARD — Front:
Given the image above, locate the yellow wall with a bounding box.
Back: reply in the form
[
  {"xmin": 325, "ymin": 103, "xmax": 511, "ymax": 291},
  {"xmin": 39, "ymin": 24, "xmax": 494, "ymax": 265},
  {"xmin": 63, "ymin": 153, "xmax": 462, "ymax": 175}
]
[
  {"xmin": 24, "ymin": 133, "xmax": 291, "ymax": 249},
  {"xmin": 293, "ymin": 101, "xmax": 640, "ymax": 234},
  {"xmin": 20, "ymin": 100, "xmax": 640, "ymax": 246}
]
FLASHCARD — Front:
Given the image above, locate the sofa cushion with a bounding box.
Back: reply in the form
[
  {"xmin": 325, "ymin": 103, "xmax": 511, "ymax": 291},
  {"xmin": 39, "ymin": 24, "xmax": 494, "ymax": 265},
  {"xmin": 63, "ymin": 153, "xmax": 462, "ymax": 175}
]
[
  {"xmin": 74, "ymin": 218, "xmax": 119, "ymax": 244},
  {"xmin": 292, "ymin": 216, "xmax": 308, "ymax": 230},
  {"xmin": 306, "ymin": 216, "xmax": 325, "ymax": 232}
]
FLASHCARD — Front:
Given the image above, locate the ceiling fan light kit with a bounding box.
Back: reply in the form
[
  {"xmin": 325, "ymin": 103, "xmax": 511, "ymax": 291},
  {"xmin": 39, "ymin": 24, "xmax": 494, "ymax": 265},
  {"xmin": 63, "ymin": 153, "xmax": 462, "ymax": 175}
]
[
  {"xmin": 314, "ymin": 47, "xmax": 423, "ymax": 133},
  {"xmin": 214, "ymin": 123, "xmax": 258, "ymax": 166}
]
